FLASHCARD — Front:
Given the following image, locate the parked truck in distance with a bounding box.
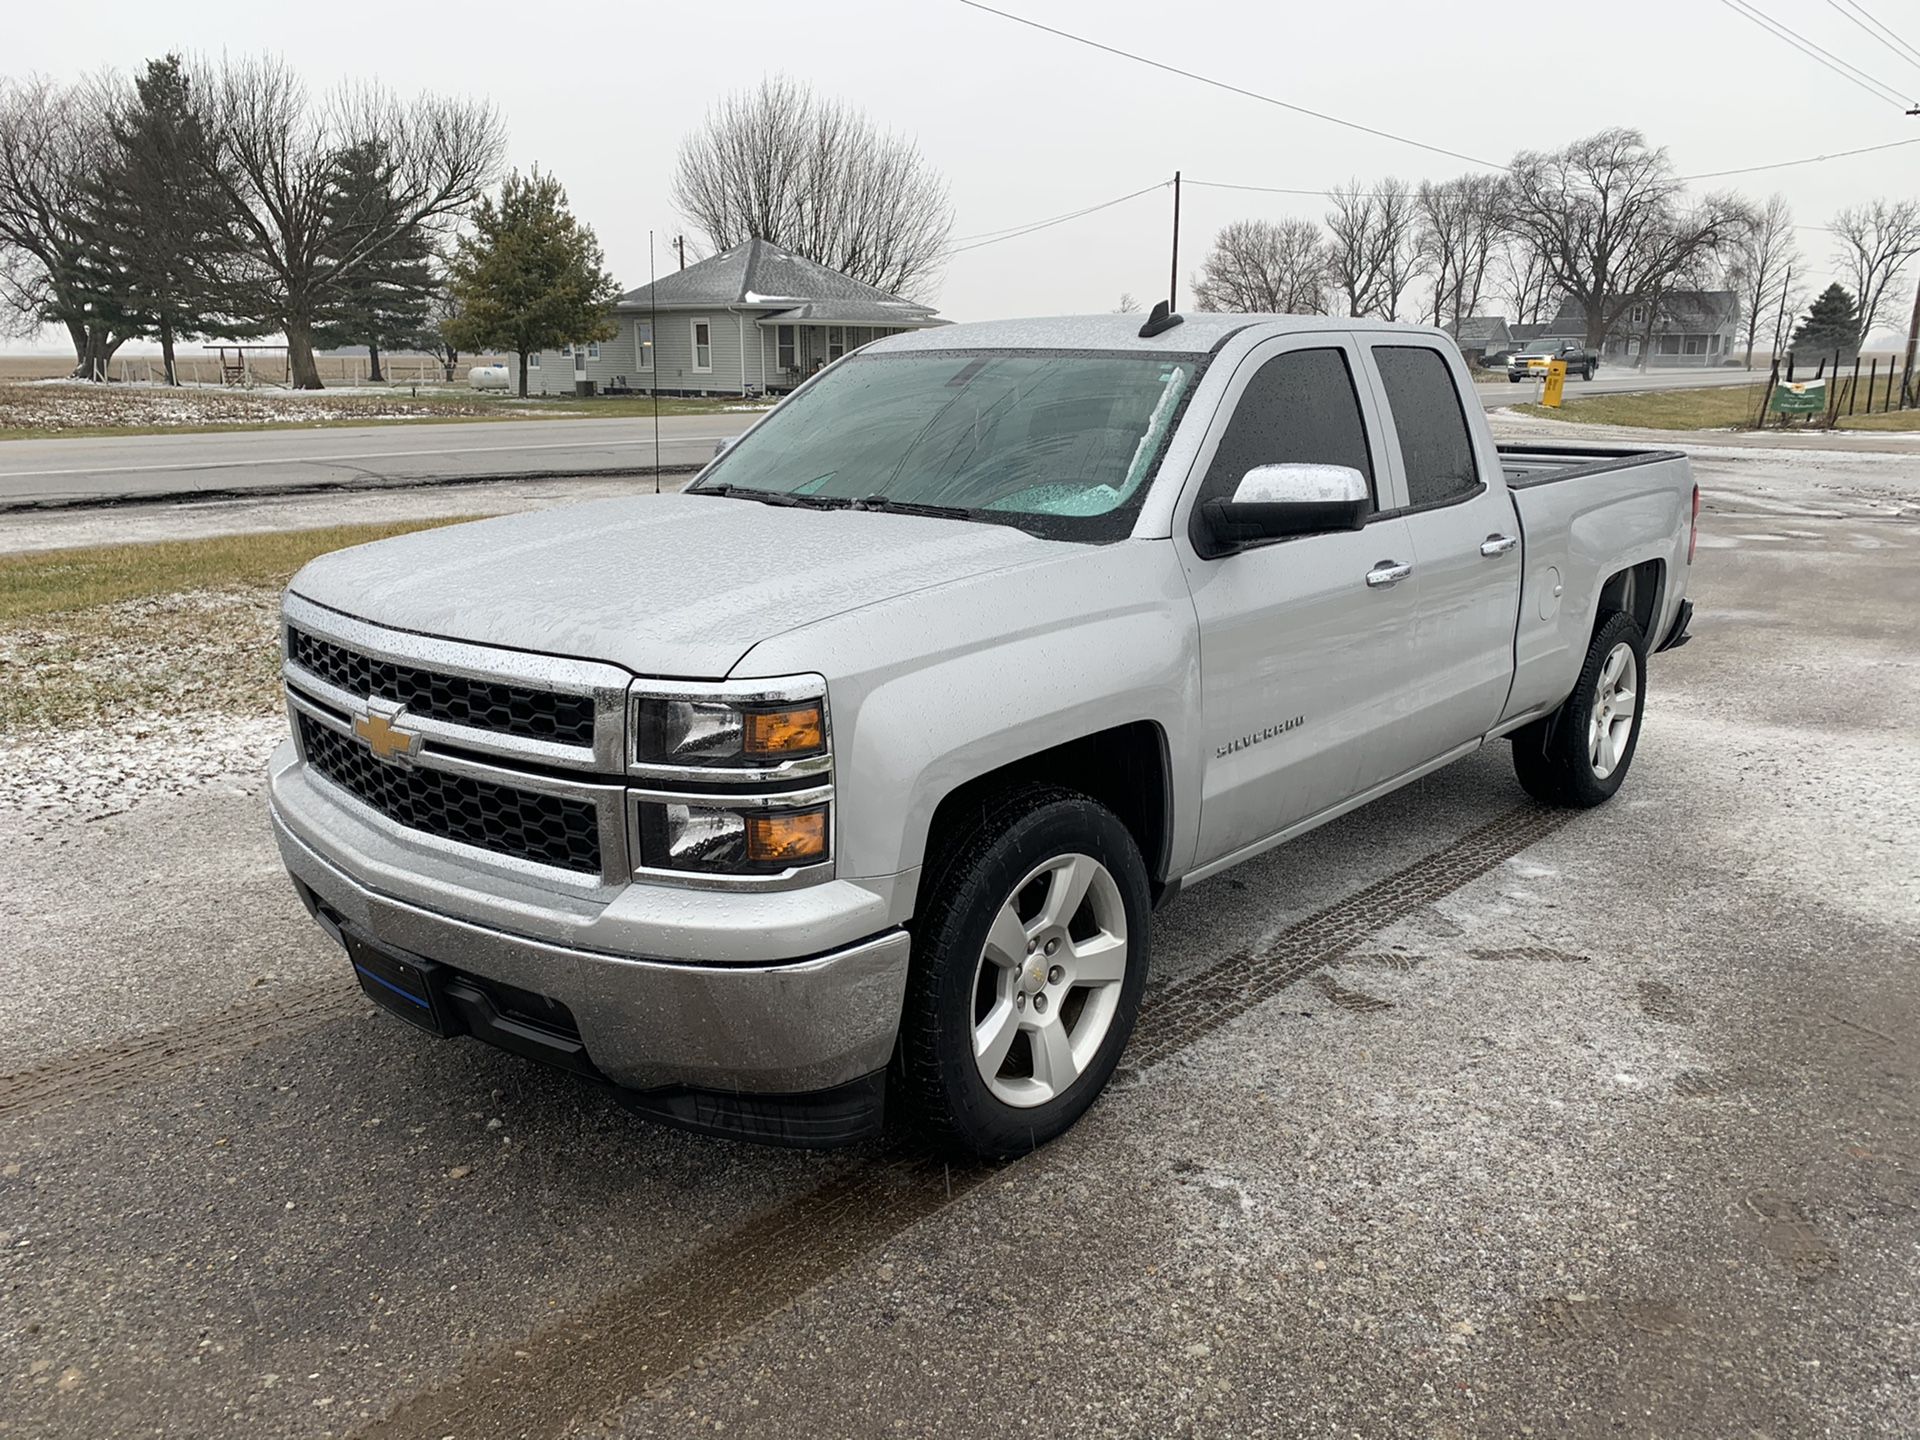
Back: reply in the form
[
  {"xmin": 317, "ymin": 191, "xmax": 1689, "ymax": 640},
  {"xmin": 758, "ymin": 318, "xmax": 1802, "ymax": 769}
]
[
  {"xmin": 1509, "ymin": 339, "xmax": 1599, "ymax": 382},
  {"xmin": 270, "ymin": 309, "xmax": 1697, "ymax": 1158}
]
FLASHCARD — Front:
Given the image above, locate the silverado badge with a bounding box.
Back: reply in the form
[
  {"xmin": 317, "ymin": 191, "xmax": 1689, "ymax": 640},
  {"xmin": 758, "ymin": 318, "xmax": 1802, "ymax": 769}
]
[{"xmin": 352, "ymin": 700, "xmax": 422, "ymax": 767}]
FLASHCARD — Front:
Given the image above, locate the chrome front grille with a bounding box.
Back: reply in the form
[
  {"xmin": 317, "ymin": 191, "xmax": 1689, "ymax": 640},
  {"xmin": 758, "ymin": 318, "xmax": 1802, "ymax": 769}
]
[
  {"xmin": 296, "ymin": 713, "xmax": 603, "ymax": 874},
  {"xmin": 286, "ymin": 626, "xmax": 596, "ymax": 746},
  {"xmin": 281, "ymin": 593, "xmax": 632, "ymax": 888}
]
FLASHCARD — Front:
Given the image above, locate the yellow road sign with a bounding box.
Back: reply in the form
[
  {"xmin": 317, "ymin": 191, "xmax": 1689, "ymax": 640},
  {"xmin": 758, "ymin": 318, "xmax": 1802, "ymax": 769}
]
[{"xmin": 1541, "ymin": 358, "xmax": 1567, "ymax": 408}]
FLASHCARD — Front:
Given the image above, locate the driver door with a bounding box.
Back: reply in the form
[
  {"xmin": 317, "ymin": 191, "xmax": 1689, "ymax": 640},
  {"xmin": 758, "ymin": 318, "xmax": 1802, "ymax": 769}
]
[{"xmin": 1178, "ymin": 334, "xmax": 1419, "ymax": 872}]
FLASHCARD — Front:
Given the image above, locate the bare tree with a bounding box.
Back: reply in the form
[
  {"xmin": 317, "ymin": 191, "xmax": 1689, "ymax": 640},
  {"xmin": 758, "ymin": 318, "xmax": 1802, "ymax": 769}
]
[
  {"xmin": 1830, "ymin": 198, "xmax": 1920, "ymax": 343},
  {"xmin": 200, "ymin": 56, "xmax": 503, "ymax": 389},
  {"xmin": 1507, "ymin": 128, "xmax": 1750, "ymax": 354},
  {"xmin": 1324, "ymin": 177, "xmax": 1419, "ymax": 319},
  {"xmin": 1114, "ymin": 291, "xmax": 1139, "ymax": 313},
  {"xmin": 1191, "ymin": 218, "xmax": 1330, "ymax": 314},
  {"xmin": 1489, "ymin": 236, "xmax": 1558, "ymax": 327},
  {"xmin": 1729, "ymin": 193, "xmax": 1800, "ymax": 366},
  {"xmin": 1415, "ymin": 174, "xmax": 1509, "ymax": 330},
  {"xmin": 673, "ymin": 75, "xmax": 952, "ymax": 301},
  {"xmin": 0, "ymin": 72, "xmax": 132, "ymax": 378}
]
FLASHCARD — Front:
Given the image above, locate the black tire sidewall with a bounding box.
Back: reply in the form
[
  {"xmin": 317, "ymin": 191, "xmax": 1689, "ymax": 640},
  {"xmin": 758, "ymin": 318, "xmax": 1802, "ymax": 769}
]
[
  {"xmin": 1556, "ymin": 611, "xmax": 1648, "ymax": 804},
  {"xmin": 907, "ymin": 795, "xmax": 1151, "ymax": 1157}
]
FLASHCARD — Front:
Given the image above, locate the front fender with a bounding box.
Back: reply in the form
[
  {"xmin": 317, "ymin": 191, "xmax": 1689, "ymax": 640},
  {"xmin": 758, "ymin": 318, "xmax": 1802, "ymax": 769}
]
[{"xmin": 731, "ymin": 539, "xmax": 1202, "ymax": 905}]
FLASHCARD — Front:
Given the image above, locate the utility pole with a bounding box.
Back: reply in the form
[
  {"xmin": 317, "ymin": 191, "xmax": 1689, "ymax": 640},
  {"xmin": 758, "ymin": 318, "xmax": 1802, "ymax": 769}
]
[
  {"xmin": 1771, "ymin": 264, "xmax": 1792, "ymax": 367},
  {"xmin": 1168, "ymin": 171, "xmax": 1181, "ymax": 313},
  {"xmin": 1902, "ymin": 273, "xmax": 1919, "ymax": 407},
  {"xmin": 674, "ymin": 235, "xmax": 687, "ymax": 271}
]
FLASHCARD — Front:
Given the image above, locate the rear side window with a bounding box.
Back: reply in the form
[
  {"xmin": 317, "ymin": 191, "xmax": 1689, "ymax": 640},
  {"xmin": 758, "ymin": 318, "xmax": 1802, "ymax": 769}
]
[
  {"xmin": 1372, "ymin": 345, "xmax": 1479, "ymax": 508},
  {"xmin": 1197, "ymin": 348, "xmax": 1375, "ymax": 510}
]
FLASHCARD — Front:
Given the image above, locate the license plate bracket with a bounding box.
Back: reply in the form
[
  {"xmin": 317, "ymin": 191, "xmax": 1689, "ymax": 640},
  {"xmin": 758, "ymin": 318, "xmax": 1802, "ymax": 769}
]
[{"xmin": 345, "ymin": 932, "xmax": 462, "ymax": 1037}]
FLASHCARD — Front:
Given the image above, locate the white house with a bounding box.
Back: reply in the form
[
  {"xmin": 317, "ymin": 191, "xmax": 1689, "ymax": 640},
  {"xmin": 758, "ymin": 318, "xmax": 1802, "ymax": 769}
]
[{"xmin": 509, "ymin": 238, "xmax": 946, "ymax": 398}]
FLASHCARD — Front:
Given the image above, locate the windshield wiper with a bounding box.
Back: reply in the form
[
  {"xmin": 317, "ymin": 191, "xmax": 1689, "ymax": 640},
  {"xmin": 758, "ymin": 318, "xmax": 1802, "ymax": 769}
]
[
  {"xmin": 693, "ymin": 484, "xmax": 847, "ymax": 510},
  {"xmin": 849, "ymin": 494, "xmax": 987, "ymax": 522}
]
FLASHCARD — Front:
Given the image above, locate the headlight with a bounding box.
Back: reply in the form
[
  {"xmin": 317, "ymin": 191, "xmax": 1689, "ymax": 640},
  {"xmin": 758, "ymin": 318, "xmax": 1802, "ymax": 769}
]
[
  {"xmin": 628, "ymin": 677, "xmax": 833, "ymax": 884},
  {"xmin": 638, "ymin": 798, "xmax": 830, "ymax": 875},
  {"xmin": 632, "ymin": 692, "xmax": 827, "ymax": 771}
]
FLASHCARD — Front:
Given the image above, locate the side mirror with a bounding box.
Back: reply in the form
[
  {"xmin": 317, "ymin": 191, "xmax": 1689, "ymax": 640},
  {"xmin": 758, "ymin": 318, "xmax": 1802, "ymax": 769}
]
[
  {"xmin": 713, "ymin": 435, "xmax": 736, "ymax": 458},
  {"xmin": 1197, "ymin": 463, "xmax": 1370, "ymax": 557}
]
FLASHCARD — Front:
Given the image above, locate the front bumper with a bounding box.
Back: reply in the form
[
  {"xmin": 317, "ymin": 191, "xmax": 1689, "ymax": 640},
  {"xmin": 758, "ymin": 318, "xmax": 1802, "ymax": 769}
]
[{"xmin": 271, "ymin": 758, "xmax": 912, "ymax": 1133}]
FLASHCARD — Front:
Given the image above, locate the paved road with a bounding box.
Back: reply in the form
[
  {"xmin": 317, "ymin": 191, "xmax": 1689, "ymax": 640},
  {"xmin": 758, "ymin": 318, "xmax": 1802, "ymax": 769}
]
[
  {"xmin": 3, "ymin": 445, "xmax": 1917, "ymax": 1436},
  {"xmin": 0, "ymin": 413, "xmax": 740, "ymax": 510},
  {"xmin": 0, "ymin": 367, "xmax": 1770, "ymax": 510}
]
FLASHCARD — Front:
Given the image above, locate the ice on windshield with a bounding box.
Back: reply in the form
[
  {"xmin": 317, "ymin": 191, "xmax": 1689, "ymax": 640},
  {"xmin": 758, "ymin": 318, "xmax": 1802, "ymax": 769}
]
[{"xmin": 700, "ymin": 351, "xmax": 1199, "ymax": 533}]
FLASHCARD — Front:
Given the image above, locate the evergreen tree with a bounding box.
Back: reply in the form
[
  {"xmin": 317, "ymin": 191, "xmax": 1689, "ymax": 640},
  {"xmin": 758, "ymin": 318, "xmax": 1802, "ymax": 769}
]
[
  {"xmin": 313, "ymin": 140, "xmax": 436, "ymax": 382},
  {"xmin": 1790, "ymin": 283, "xmax": 1862, "ymax": 362},
  {"xmin": 64, "ymin": 55, "xmax": 257, "ymax": 384},
  {"xmin": 445, "ymin": 168, "xmax": 619, "ymax": 397}
]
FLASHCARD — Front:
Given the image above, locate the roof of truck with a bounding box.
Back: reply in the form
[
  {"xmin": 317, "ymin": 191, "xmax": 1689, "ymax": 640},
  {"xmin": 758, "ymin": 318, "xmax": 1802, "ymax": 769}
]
[{"xmin": 867, "ymin": 313, "xmax": 1447, "ymax": 355}]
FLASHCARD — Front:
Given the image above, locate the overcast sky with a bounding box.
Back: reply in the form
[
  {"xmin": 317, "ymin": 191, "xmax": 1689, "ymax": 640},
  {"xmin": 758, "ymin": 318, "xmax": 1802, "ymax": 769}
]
[{"xmin": 7, "ymin": 0, "xmax": 1920, "ymax": 351}]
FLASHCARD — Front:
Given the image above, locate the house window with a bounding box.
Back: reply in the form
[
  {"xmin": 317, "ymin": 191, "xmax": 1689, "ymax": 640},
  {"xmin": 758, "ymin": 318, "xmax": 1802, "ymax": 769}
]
[
  {"xmin": 587, "ymin": 342, "xmax": 600, "ymax": 360},
  {"xmin": 528, "ymin": 353, "xmax": 540, "ymax": 369},
  {"xmin": 828, "ymin": 326, "xmax": 845, "ymax": 360},
  {"xmin": 777, "ymin": 325, "xmax": 796, "ymax": 371},
  {"xmin": 634, "ymin": 321, "xmax": 653, "ymax": 370},
  {"xmin": 692, "ymin": 319, "xmax": 713, "ymax": 372},
  {"xmin": 561, "ymin": 344, "xmax": 572, "ymax": 356}
]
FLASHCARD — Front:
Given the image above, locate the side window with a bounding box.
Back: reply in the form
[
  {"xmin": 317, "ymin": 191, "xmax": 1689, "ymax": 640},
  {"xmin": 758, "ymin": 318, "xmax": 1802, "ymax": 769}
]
[
  {"xmin": 1372, "ymin": 345, "xmax": 1479, "ymax": 508},
  {"xmin": 1196, "ymin": 347, "xmax": 1375, "ymax": 510}
]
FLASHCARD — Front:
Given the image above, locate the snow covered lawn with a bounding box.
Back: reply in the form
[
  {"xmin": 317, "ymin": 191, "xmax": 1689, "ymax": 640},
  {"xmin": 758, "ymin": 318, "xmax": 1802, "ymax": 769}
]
[{"xmin": 0, "ymin": 381, "xmax": 498, "ymax": 436}]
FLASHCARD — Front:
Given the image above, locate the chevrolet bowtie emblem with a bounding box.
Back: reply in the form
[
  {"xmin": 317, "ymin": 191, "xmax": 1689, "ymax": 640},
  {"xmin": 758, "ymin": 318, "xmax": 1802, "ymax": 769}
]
[{"xmin": 352, "ymin": 706, "xmax": 422, "ymax": 765}]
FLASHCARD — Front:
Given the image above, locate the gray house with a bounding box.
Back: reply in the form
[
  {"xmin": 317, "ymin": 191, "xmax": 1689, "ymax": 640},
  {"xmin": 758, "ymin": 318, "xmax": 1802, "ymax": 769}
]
[
  {"xmin": 1446, "ymin": 315, "xmax": 1514, "ymax": 366},
  {"xmin": 509, "ymin": 238, "xmax": 945, "ymax": 398},
  {"xmin": 1541, "ymin": 291, "xmax": 1742, "ymax": 367}
]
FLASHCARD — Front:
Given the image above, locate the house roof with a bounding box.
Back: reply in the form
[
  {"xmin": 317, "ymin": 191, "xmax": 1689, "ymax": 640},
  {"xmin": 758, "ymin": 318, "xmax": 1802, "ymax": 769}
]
[
  {"xmin": 618, "ymin": 238, "xmax": 940, "ymax": 326},
  {"xmin": 1546, "ymin": 290, "xmax": 1739, "ymax": 336},
  {"xmin": 1447, "ymin": 316, "xmax": 1512, "ymax": 348},
  {"xmin": 1510, "ymin": 323, "xmax": 1550, "ymax": 344}
]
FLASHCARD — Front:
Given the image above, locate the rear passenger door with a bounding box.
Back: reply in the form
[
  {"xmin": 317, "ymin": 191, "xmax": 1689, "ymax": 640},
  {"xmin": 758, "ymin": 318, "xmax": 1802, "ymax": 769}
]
[
  {"xmin": 1179, "ymin": 333, "xmax": 1420, "ymax": 871},
  {"xmin": 1362, "ymin": 340, "xmax": 1523, "ymax": 771}
]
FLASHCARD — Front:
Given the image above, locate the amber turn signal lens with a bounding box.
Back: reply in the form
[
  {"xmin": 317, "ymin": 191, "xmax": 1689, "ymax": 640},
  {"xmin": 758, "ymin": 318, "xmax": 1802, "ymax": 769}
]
[
  {"xmin": 745, "ymin": 808, "xmax": 828, "ymax": 864},
  {"xmin": 743, "ymin": 703, "xmax": 824, "ymax": 757}
]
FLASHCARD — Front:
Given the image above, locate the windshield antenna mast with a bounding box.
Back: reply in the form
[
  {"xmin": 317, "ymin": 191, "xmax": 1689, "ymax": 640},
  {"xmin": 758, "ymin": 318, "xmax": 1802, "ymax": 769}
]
[{"xmin": 649, "ymin": 231, "xmax": 662, "ymax": 494}]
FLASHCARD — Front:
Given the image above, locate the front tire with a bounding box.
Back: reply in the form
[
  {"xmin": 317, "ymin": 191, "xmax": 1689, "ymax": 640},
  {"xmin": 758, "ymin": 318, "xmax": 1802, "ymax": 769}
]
[
  {"xmin": 897, "ymin": 787, "xmax": 1151, "ymax": 1158},
  {"xmin": 1510, "ymin": 611, "xmax": 1648, "ymax": 808}
]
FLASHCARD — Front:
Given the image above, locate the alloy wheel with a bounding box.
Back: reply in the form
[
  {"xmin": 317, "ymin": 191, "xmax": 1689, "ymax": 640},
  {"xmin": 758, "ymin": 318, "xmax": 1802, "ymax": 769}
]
[{"xmin": 969, "ymin": 853, "xmax": 1128, "ymax": 1107}]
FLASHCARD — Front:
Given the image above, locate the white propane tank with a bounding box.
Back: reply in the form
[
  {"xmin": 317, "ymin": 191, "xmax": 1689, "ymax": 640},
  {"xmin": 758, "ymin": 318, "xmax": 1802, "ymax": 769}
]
[{"xmin": 467, "ymin": 364, "xmax": 510, "ymax": 392}]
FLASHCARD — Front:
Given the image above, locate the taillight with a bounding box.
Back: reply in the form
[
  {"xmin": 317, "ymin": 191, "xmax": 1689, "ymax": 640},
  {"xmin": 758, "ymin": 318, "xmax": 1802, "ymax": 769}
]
[{"xmin": 1687, "ymin": 484, "xmax": 1700, "ymax": 564}]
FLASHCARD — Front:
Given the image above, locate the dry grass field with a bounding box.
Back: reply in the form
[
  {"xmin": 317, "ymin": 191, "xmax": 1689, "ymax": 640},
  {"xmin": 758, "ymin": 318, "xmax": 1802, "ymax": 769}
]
[{"xmin": 0, "ymin": 351, "xmax": 486, "ymax": 386}]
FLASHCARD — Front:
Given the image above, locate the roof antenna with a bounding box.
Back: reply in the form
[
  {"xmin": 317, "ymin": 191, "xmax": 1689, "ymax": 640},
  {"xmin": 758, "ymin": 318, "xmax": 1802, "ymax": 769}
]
[{"xmin": 1139, "ymin": 299, "xmax": 1184, "ymax": 339}]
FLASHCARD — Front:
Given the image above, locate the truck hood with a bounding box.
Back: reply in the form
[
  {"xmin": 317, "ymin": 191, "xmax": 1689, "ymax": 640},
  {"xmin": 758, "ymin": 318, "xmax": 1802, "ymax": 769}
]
[{"xmin": 287, "ymin": 492, "xmax": 1054, "ymax": 679}]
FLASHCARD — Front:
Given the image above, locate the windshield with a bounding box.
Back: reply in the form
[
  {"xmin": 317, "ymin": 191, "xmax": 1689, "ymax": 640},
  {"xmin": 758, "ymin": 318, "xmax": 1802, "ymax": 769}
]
[{"xmin": 694, "ymin": 350, "xmax": 1203, "ymax": 541}]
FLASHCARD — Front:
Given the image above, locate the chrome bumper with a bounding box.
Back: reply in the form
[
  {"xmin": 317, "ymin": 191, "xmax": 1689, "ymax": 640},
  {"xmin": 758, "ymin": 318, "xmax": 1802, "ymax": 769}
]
[{"xmin": 272, "ymin": 807, "xmax": 910, "ymax": 1096}]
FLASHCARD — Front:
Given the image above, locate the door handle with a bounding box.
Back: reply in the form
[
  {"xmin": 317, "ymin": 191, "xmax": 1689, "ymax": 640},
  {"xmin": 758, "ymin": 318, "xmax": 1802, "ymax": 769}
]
[
  {"xmin": 1365, "ymin": 560, "xmax": 1413, "ymax": 588},
  {"xmin": 1480, "ymin": 533, "xmax": 1519, "ymax": 556}
]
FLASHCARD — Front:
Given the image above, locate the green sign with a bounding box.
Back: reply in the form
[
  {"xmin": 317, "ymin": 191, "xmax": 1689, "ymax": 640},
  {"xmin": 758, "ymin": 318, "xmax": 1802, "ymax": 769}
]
[{"xmin": 1770, "ymin": 378, "xmax": 1827, "ymax": 414}]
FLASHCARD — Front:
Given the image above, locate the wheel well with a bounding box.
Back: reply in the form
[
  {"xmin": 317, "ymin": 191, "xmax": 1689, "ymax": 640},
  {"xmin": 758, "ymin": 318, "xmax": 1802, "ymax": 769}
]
[
  {"xmin": 1598, "ymin": 559, "xmax": 1662, "ymax": 639},
  {"xmin": 919, "ymin": 721, "xmax": 1173, "ymax": 906}
]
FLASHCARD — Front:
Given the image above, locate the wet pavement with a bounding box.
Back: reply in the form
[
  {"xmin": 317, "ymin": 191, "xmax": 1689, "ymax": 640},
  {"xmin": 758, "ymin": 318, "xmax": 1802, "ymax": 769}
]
[{"xmin": 2, "ymin": 438, "xmax": 1916, "ymax": 1438}]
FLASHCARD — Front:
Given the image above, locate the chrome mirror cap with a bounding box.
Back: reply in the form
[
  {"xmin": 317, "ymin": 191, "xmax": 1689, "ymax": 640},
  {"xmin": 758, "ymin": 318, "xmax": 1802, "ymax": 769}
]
[{"xmin": 1231, "ymin": 463, "xmax": 1369, "ymax": 507}]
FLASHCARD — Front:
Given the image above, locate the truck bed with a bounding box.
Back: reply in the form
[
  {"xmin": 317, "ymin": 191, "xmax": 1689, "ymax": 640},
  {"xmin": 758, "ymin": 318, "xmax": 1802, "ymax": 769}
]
[{"xmin": 1498, "ymin": 443, "xmax": 1688, "ymax": 489}]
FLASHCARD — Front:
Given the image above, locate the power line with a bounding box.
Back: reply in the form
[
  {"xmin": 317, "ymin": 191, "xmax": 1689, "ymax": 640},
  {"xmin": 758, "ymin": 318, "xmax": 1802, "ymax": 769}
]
[
  {"xmin": 953, "ymin": 0, "xmax": 1506, "ymax": 171},
  {"xmin": 1716, "ymin": 0, "xmax": 1913, "ymax": 107},
  {"xmin": 1677, "ymin": 132, "xmax": 1920, "ymax": 178},
  {"xmin": 1830, "ymin": 1, "xmax": 1920, "ymax": 74},
  {"xmin": 949, "ymin": 181, "xmax": 1166, "ymax": 244},
  {"xmin": 946, "ymin": 181, "xmax": 1169, "ymax": 255}
]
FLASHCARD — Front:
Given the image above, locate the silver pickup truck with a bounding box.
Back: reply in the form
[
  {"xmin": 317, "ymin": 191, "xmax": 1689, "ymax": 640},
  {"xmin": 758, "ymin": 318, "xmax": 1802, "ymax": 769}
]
[{"xmin": 269, "ymin": 310, "xmax": 1697, "ymax": 1156}]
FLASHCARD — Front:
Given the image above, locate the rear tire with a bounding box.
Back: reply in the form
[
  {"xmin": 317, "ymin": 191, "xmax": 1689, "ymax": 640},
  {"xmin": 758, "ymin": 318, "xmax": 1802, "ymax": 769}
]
[
  {"xmin": 897, "ymin": 786, "xmax": 1151, "ymax": 1159},
  {"xmin": 1510, "ymin": 611, "xmax": 1648, "ymax": 808}
]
